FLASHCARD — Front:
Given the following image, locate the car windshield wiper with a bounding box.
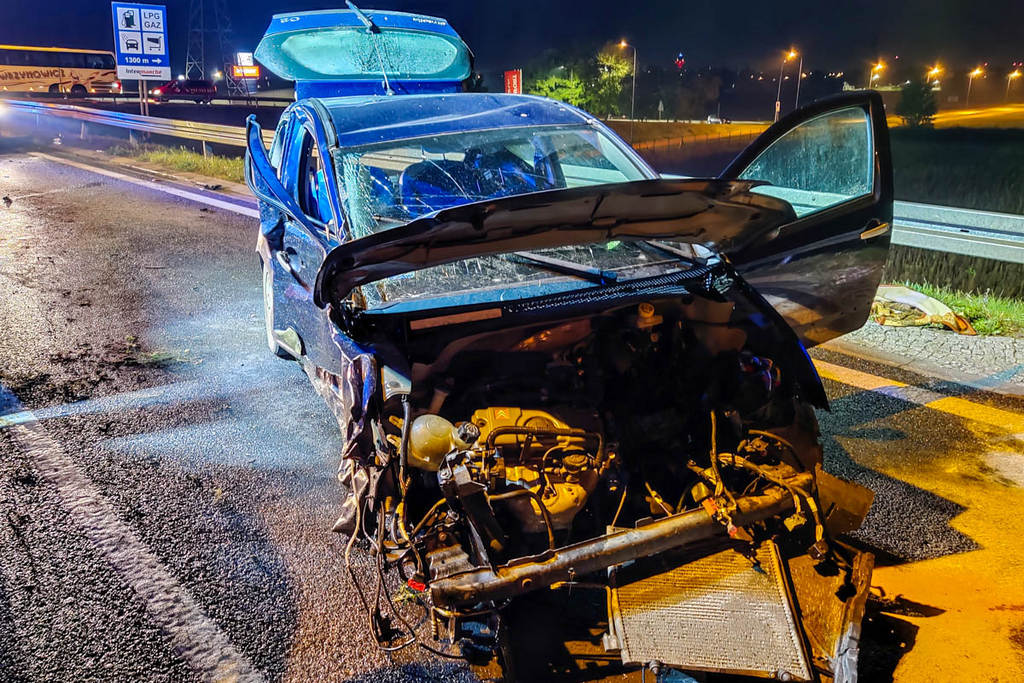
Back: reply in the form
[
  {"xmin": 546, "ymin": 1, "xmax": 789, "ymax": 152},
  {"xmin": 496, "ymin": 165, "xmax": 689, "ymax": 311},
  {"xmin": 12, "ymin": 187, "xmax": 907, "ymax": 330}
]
[{"xmin": 508, "ymin": 251, "xmax": 619, "ymax": 286}]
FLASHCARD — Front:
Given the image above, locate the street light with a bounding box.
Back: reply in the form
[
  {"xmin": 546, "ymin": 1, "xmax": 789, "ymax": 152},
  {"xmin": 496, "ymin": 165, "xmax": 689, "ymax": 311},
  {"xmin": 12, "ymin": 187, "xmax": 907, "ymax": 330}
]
[
  {"xmin": 774, "ymin": 48, "xmax": 797, "ymax": 122},
  {"xmin": 618, "ymin": 40, "xmax": 638, "ymax": 142},
  {"xmin": 966, "ymin": 67, "xmax": 983, "ymax": 106},
  {"xmin": 1007, "ymin": 70, "xmax": 1021, "ymax": 101},
  {"xmin": 868, "ymin": 60, "xmax": 885, "ymax": 89},
  {"xmin": 927, "ymin": 64, "xmax": 942, "ymax": 87},
  {"xmin": 793, "ymin": 49, "xmax": 805, "ymax": 110}
]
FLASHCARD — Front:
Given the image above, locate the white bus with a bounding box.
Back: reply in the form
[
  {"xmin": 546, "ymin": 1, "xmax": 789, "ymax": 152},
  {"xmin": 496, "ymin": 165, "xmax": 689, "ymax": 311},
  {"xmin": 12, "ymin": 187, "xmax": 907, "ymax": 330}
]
[{"xmin": 0, "ymin": 45, "xmax": 120, "ymax": 96}]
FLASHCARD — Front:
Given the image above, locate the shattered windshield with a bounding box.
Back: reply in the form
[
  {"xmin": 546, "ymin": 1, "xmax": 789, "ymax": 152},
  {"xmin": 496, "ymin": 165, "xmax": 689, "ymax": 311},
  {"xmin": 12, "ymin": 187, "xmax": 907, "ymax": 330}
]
[
  {"xmin": 333, "ymin": 124, "xmax": 648, "ymax": 238},
  {"xmin": 333, "ymin": 124, "xmax": 677, "ymax": 308}
]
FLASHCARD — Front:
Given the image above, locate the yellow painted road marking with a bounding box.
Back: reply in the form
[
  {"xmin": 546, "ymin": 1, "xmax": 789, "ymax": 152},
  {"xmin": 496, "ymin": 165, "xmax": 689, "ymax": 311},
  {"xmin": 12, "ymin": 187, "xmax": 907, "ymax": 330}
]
[
  {"xmin": 814, "ymin": 359, "xmax": 907, "ymax": 392},
  {"xmin": 814, "ymin": 359, "xmax": 1024, "ymax": 434}
]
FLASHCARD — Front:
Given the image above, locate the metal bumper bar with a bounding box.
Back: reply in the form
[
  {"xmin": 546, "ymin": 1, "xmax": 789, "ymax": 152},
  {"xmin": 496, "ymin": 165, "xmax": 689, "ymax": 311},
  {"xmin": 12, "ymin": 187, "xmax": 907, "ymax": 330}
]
[{"xmin": 430, "ymin": 478, "xmax": 807, "ymax": 608}]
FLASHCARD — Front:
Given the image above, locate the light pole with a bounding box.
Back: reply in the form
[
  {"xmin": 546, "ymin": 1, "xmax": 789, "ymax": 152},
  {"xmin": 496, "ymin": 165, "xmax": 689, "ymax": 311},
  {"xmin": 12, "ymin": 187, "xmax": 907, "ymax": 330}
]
[
  {"xmin": 868, "ymin": 60, "xmax": 885, "ymax": 89},
  {"xmin": 966, "ymin": 67, "xmax": 983, "ymax": 106},
  {"xmin": 927, "ymin": 64, "xmax": 942, "ymax": 88},
  {"xmin": 774, "ymin": 49, "xmax": 797, "ymax": 122},
  {"xmin": 794, "ymin": 52, "xmax": 805, "ymax": 109},
  {"xmin": 1007, "ymin": 70, "xmax": 1021, "ymax": 101},
  {"xmin": 619, "ymin": 40, "xmax": 637, "ymax": 141}
]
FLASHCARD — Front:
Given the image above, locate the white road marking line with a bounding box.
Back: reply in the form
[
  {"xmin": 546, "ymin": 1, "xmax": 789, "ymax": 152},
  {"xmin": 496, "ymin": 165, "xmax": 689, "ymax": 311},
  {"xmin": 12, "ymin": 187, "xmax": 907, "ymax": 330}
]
[
  {"xmin": 29, "ymin": 152, "xmax": 259, "ymax": 218},
  {"xmin": 0, "ymin": 386, "xmax": 264, "ymax": 682}
]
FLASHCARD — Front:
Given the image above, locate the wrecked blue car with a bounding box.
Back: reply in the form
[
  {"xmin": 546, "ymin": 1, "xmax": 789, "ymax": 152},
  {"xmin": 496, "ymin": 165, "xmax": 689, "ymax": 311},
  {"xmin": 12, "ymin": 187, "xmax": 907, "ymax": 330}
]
[{"xmin": 245, "ymin": 6, "xmax": 892, "ymax": 681}]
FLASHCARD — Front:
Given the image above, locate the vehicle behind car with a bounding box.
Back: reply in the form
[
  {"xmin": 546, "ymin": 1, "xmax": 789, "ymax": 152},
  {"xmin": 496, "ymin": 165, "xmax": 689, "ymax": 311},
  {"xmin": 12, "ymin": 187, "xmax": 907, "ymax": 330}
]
[{"xmin": 150, "ymin": 79, "xmax": 216, "ymax": 103}]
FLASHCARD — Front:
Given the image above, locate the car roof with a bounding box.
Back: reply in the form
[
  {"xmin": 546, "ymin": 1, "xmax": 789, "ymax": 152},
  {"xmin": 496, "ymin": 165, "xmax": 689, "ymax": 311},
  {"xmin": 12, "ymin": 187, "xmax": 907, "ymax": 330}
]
[{"xmin": 312, "ymin": 93, "xmax": 597, "ymax": 149}]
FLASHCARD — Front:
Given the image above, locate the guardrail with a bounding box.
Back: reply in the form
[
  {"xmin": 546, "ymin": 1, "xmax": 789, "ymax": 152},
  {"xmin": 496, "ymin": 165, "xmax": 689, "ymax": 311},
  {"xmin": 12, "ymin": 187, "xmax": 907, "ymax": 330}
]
[
  {"xmin": 0, "ymin": 98, "xmax": 274, "ymax": 153},
  {"xmin": 2, "ymin": 98, "xmax": 1022, "ymax": 264},
  {"xmin": 2, "ymin": 91, "xmax": 294, "ymax": 106},
  {"xmin": 891, "ymin": 201, "xmax": 1024, "ymax": 265}
]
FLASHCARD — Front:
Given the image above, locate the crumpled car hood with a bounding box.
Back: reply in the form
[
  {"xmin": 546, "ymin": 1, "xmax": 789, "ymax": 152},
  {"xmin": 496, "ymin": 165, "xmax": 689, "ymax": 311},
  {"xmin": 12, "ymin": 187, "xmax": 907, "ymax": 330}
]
[{"xmin": 315, "ymin": 178, "xmax": 795, "ymax": 308}]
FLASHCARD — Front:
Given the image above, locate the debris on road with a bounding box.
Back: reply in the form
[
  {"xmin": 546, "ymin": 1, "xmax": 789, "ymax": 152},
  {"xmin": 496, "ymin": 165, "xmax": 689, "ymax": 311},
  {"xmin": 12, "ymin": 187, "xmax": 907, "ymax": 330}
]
[{"xmin": 872, "ymin": 285, "xmax": 977, "ymax": 334}]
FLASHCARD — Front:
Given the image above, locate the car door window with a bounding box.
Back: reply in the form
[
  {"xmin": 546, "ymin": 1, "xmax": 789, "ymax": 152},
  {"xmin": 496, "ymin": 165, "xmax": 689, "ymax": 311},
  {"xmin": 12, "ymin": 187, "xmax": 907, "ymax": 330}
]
[
  {"xmin": 740, "ymin": 106, "xmax": 873, "ymax": 217},
  {"xmin": 294, "ymin": 129, "xmax": 334, "ymax": 230},
  {"xmin": 269, "ymin": 115, "xmax": 290, "ymax": 176}
]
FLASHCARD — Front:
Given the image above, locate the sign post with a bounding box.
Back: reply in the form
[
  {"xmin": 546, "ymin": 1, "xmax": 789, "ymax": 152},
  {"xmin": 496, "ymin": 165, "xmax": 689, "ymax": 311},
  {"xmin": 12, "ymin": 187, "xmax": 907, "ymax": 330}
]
[{"xmin": 111, "ymin": 3, "xmax": 170, "ymax": 116}]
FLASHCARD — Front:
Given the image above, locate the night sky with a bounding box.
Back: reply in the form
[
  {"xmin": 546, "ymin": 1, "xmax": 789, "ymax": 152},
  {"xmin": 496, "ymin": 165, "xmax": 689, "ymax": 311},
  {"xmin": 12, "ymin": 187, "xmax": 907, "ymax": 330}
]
[{"xmin": 2, "ymin": 0, "xmax": 1022, "ymax": 76}]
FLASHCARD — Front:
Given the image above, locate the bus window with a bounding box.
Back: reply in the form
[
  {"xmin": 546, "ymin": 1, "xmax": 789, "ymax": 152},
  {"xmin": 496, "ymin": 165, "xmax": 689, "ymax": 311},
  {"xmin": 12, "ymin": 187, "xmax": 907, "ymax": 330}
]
[
  {"xmin": 84, "ymin": 53, "xmax": 114, "ymax": 70},
  {"xmin": 35, "ymin": 52, "xmax": 60, "ymax": 67},
  {"xmin": 59, "ymin": 52, "xmax": 85, "ymax": 69},
  {"xmin": 4, "ymin": 50, "xmax": 29, "ymax": 66}
]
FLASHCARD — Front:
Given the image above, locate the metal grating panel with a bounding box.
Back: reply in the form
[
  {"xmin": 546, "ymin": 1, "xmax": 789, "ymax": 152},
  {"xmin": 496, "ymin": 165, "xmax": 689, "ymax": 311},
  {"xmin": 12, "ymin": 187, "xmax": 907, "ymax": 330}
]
[{"xmin": 608, "ymin": 542, "xmax": 813, "ymax": 680}]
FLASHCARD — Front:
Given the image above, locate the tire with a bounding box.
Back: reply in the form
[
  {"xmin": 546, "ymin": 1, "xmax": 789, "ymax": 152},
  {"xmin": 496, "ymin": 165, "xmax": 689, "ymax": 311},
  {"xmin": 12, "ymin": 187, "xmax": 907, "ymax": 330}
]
[
  {"xmin": 48, "ymin": 84, "xmax": 61, "ymax": 94},
  {"xmin": 262, "ymin": 257, "xmax": 292, "ymax": 359},
  {"xmin": 69, "ymin": 84, "xmax": 87, "ymax": 98}
]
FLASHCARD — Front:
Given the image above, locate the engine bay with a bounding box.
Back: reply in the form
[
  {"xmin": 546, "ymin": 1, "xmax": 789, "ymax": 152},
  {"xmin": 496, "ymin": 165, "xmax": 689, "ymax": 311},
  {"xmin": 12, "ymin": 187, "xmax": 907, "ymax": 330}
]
[{"xmin": 330, "ymin": 286, "xmax": 873, "ymax": 681}]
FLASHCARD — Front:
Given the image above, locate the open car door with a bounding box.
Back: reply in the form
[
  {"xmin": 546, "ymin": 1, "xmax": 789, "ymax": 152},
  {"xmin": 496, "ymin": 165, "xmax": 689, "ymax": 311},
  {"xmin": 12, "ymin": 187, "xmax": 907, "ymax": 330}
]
[{"xmin": 720, "ymin": 92, "xmax": 893, "ymax": 347}]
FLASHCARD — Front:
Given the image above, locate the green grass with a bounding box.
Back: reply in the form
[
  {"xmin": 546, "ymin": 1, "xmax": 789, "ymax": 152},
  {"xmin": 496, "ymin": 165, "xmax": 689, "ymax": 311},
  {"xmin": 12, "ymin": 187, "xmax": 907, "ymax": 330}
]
[
  {"xmin": 903, "ymin": 281, "xmax": 1024, "ymax": 337},
  {"xmin": 109, "ymin": 144, "xmax": 244, "ymax": 183},
  {"xmin": 891, "ymin": 128, "xmax": 1024, "ymax": 215}
]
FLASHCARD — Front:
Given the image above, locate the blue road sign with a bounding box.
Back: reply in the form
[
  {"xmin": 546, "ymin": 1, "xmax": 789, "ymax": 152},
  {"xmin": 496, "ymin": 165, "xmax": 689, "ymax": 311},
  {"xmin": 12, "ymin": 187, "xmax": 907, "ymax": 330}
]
[{"xmin": 111, "ymin": 3, "xmax": 170, "ymax": 80}]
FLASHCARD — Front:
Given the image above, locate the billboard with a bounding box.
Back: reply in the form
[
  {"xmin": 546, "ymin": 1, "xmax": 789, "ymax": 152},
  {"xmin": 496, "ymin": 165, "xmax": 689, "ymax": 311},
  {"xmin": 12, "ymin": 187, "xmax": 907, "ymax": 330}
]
[
  {"xmin": 110, "ymin": 2, "xmax": 170, "ymax": 80},
  {"xmin": 232, "ymin": 65, "xmax": 260, "ymax": 79},
  {"xmin": 504, "ymin": 69, "xmax": 522, "ymax": 94}
]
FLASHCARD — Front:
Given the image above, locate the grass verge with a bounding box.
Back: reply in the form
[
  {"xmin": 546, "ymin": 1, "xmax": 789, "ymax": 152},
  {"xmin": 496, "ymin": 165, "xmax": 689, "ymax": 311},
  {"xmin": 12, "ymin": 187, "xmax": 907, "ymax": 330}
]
[
  {"xmin": 891, "ymin": 127, "xmax": 1024, "ymax": 215},
  {"xmin": 903, "ymin": 281, "xmax": 1024, "ymax": 337},
  {"xmin": 109, "ymin": 143, "xmax": 244, "ymax": 183}
]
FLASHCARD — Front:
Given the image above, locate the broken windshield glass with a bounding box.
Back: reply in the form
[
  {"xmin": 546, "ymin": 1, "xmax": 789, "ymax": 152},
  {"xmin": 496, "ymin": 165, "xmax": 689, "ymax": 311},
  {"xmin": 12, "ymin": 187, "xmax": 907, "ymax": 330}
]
[
  {"xmin": 333, "ymin": 123, "xmax": 664, "ymax": 307},
  {"xmin": 333, "ymin": 124, "xmax": 647, "ymax": 240}
]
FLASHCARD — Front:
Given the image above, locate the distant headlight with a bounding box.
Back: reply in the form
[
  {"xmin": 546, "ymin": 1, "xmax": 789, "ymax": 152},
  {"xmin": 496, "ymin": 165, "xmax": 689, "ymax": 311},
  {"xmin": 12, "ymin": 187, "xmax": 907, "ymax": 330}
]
[{"xmin": 153, "ymin": 89, "xmax": 162, "ymax": 96}]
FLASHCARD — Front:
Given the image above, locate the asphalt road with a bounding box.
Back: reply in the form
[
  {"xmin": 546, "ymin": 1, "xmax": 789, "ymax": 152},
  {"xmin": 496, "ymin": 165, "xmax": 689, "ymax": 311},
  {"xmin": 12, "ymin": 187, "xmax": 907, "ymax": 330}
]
[{"xmin": 1, "ymin": 139, "xmax": 1023, "ymax": 681}]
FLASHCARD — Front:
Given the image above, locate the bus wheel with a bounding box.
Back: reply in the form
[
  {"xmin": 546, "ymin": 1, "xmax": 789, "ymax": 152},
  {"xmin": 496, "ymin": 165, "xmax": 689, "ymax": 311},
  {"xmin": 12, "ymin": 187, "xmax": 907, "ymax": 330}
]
[
  {"xmin": 70, "ymin": 84, "xmax": 87, "ymax": 98},
  {"xmin": 48, "ymin": 84, "xmax": 61, "ymax": 94}
]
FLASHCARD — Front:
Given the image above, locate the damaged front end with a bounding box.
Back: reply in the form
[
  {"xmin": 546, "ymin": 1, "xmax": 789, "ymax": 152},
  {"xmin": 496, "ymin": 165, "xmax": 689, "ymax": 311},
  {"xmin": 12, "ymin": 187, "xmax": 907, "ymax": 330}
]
[{"xmin": 309, "ymin": 181, "xmax": 877, "ymax": 681}]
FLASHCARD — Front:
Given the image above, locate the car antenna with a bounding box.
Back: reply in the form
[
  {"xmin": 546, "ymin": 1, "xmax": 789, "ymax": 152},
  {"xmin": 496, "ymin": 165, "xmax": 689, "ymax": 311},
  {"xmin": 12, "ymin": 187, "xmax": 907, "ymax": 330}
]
[{"xmin": 345, "ymin": 0, "xmax": 395, "ymax": 96}]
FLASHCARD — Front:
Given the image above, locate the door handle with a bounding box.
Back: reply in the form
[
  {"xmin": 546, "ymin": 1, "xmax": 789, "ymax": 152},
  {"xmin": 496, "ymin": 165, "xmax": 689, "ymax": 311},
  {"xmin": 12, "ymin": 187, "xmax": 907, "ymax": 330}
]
[{"xmin": 860, "ymin": 220, "xmax": 891, "ymax": 240}]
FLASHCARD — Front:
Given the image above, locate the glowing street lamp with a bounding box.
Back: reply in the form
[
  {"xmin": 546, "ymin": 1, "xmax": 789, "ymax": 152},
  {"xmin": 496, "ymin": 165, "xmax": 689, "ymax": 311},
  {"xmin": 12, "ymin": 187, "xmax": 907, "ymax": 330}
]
[
  {"xmin": 774, "ymin": 48, "xmax": 798, "ymax": 122},
  {"xmin": 792, "ymin": 49, "xmax": 805, "ymax": 110},
  {"xmin": 868, "ymin": 60, "xmax": 885, "ymax": 89},
  {"xmin": 1007, "ymin": 70, "xmax": 1022, "ymax": 101},
  {"xmin": 966, "ymin": 67, "xmax": 983, "ymax": 106},
  {"xmin": 618, "ymin": 40, "xmax": 638, "ymax": 142},
  {"xmin": 927, "ymin": 64, "xmax": 942, "ymax": 86}
]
